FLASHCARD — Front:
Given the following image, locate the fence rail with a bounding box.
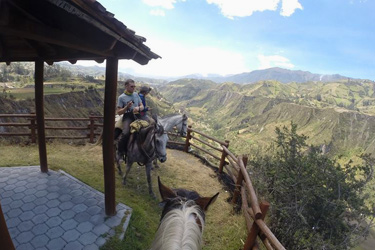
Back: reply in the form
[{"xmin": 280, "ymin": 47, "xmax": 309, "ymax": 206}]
[
  {"xmin": 0, "ymin": 113, "xmax": 103, "ymax": 143},
  {"xmin": 1, "ymin": 114, "xmax": 285, "ymax": 249},
  {"xmin": 183, "ymin": 125, "xmax": 285, "ymax": 250}
]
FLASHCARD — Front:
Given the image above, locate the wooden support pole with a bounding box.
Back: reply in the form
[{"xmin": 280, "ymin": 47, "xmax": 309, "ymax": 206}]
[
  {"xmin": 241, "ymin": 187, "xmax": 252, "ymax": 232},
  {"xmin": 218, "ymin": 140, "xmax": 230, "ymax": 173},
  {"xmin": 102, "ymin": 57, "xmax": 118, "ymax": 216},
  {"xmin": 0, "ymin": 201, "xmax": 15, "ymax": 250},
  {"xmin": 184, "ymin": 125, "xmax": 192, "ymax": 152},
  {"xmin": 232, "ymin": 155, "xmax": 248, "ymax": 204},
  {"xmin": 238, "ymin": 157, "xmax": 262, "ymax": 219},
  {"xmin": 30, "ymin": 112, "xmax": 36, "ymax": 143},
  {"xmin": 246, "ymin": 207, "xmax": 286, "ymax": 250},
  {"xmin": 243, "ymin": 201, "xmax": 269, "ymax": 250},
  {"xmin": 35, "ymin": 60, "xmax": 48, "ymax": 173},
  {"xmin": 88, "ymin": 115, "xmax": 95, "ymax": 143}
]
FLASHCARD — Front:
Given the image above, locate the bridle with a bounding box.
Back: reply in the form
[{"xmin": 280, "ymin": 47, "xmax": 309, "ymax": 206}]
[
  {"xmin": 139, "ymin": 123, "xmax": 166, "ymax": 163},
  {"xmin": 174, "ymin": 115, "xmax": 188, "ymax": 136}
]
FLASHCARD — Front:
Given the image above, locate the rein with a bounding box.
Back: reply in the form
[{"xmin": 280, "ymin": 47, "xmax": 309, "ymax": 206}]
[
  {"xmin": 170, "ymin": 115, "xmax": 188, "ymax": 136},
  {"xmin": 137, "ymin": 129, "xmax": 156, "ymax": 165},
  {"xmin": 138, "ymin": 125, "xmax": 166, "ymax": 164}
]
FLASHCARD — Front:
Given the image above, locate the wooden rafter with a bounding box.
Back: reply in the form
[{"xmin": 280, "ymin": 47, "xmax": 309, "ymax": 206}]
[{"xmin": 0, "ymin": 20, "xmax": 114, "ymax": 58}]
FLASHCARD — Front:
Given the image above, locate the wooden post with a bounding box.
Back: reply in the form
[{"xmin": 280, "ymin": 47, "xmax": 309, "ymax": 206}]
[
  {"xmin": 243, "ymin": 201, "xmax": 270, "ymax": 250},
  {"xmin": 88, "ymin": 115, "xmax": 95, "ymax": 143},
  {"xmin": 219, "ymin": 140, "xmax": 230, "ymax": 173},
  {"xmin": 35, "ymin": 60, "xmax": 48, "ymax": 173},
  {"xmin": 0, "ymin": 201, "xmax": 15, "ymax": 250},
  {"xmin": 184, "ymin": 125, "xmax": 192, "ymax": 152},
  {"xmin": 30, "ymin": 112, "xmax": 36, "ymax": 143},
  {"xmin": 232, "ymin": 155, "xmax": 248, "ymax": 204},
  {"xmin": 102, "ymin": 57, "xmax": 118, "ymax": 216}
]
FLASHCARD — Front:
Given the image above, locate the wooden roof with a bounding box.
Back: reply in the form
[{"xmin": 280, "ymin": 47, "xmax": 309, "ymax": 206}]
[{"xmin": 0, "ymin": 0, "xmax": 160, "ymax": 65}]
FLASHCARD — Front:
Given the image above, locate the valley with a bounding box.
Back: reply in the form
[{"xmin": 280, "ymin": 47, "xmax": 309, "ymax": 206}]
[{"xmin": 1, "ymin": 62, "xmax": 375, "ymax": 249}]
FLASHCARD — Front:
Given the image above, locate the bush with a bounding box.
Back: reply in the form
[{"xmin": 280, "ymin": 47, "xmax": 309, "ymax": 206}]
[{"xmin": 250, "ymin": 122, "xmax": 374, "ymax": 249}]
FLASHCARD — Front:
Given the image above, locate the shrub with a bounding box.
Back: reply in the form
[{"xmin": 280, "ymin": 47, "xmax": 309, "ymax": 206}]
[{"xmin": 251, "ymin": 122, "xmax": 374, "ymax": 249}]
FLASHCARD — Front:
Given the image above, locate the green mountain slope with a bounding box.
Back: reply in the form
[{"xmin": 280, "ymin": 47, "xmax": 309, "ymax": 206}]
[{"xmin": 159, "ymin": 79, "xmax": 375, "ymax": 157}]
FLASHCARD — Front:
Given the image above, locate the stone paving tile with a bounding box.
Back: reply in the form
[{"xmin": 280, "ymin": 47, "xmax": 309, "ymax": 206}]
[{"xmin": 0, "ymin": 166, "xmax": 132, "ymax": 250}]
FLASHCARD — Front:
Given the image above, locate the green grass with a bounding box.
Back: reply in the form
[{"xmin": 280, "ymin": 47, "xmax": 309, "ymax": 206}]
[
  {"xmin": 5, "ymin": 87, "xmax": 73, "ymax": 100},
  {"xmin": 0, "ymin": 142, "xmax": 247, "ymax": 249}
]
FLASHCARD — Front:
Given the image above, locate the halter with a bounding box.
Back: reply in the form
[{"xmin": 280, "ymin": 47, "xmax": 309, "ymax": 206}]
[
  {"xmin": 138, "ymin": 123, "xmax": 166, "ymax": 164},
  {"xmin": 172, "ymin": 115, "xmax": 188, "ymax": 136}
]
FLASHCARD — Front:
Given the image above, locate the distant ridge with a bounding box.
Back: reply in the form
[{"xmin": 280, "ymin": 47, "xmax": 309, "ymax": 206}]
[
  {"xmin": 54, "ymin": 62, "xmax": 351, "ymax": 84},
  {"xmin": 200, "ymin": 67, "xmax": 349, "ymax": 84}
]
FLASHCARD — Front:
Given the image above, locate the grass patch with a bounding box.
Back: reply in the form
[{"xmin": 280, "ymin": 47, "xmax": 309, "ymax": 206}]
[{"xmin": 0, "ymin": 142, "xmax": 247, "ymax": 249}]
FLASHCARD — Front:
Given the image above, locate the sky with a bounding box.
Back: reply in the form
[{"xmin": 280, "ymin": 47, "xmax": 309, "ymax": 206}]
[{"xmin": 77, "ymin": 0, "xmax": 375, "ymax": 80}]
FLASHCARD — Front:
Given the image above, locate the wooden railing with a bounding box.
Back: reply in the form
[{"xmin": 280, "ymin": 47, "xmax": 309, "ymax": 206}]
[
  {"xmin": 0, "ymin": 113, "xmax": 103, "ymax": 143},
  {"xmin": 1, "ymin": 114, "xmax": 285, "ymax": 249},
  {"xmin": 183, "ymin": 125, "xmax": 285, "ymax": 250}
]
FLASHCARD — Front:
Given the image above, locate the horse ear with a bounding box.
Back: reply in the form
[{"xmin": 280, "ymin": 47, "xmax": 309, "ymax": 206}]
[
  {"xmin": 195, "ymin": 192, "xmax": 219, "ymax": 211},
  {"xmin": 158, "ymin": 176, "xmax": 176, "ymax": 201}
]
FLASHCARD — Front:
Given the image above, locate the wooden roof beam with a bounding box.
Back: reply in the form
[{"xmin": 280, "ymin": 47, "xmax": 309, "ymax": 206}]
[
  {"xmin": 0, "ymin": 52, "xmax": 106, "ymax": 63},
  {"xmin": 0, "ymin": 35, "xmax": 4, "ymax": 58},
  {"xmin": 24, "ymin": 39, "xmax": 58, "ymax": 58},
  {"xmin": 0, "ymin": 1, "xmax": 10, "ymax": 26},
  {"xmin": 47, "ymin": 0, "xmax": 152, "ymax": 60},
  {"xmin": 0, "ymin": 16, "xmax": 115, "ymax": 58}
]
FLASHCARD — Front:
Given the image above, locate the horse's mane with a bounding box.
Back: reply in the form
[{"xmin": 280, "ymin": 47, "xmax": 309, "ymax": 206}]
[{"xmin": 150, "ymin": 200, "xmax": 204, "ymax": 250}]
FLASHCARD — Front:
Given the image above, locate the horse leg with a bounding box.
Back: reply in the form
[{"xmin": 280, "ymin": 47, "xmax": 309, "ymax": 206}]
[
  {"xmin": 146, "ymin": 162, "xmax": 155, "ymax": 197},
  {"xmin": 122, "ymin": 161, "xmax": 132, "ymax": 185},
  {"xmin": 115, "ymin": 150, "xmax": 123, "ymax": 176},
  {"xmin": 152, "ymin": 159, "xmax": 160, "ymax": 169}
]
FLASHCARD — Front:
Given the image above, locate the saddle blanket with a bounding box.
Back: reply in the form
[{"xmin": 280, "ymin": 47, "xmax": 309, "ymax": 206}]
[{"xmin": 130, "ymin": 120, "xmax": 150, "ymax": 133}]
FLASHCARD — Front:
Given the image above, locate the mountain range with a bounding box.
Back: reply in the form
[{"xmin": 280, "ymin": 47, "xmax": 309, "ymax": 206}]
[
  {"xmin": 55, "ymin": 63, "xmax": 353, "ymax": 85},
  {"xmin": 158, "ymin": 78, "xmax": 375, "ymax": 159},
  {"xmin": 177, "ymin": 67, "xmax": 350, "ymax": 84}
]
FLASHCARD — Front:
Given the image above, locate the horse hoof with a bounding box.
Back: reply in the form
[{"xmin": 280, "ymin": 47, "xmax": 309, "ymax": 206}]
[
  {"xmin": 150, "ymin": 192, "xmax": 156, "ymax": 198},
  {"xmin": 122, "ymin": 180, "xmax": 126, "ymax": 185}
]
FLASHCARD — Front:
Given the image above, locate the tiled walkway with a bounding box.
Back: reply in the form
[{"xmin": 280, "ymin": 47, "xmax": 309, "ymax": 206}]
[{"xmin": 0, "ymin": 166, "xmax": 132, "ymax": 250}]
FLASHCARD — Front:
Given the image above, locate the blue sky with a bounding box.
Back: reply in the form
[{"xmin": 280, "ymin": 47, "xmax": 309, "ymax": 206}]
[{"xmin": 79, "ymin": 0, "xmax": 375, "ymax": 80}]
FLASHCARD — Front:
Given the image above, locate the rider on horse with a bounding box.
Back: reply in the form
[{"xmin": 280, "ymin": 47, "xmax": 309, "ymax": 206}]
[{"xmin": 116, "ymin": 79, "xmax": 144, "ymax": 154}]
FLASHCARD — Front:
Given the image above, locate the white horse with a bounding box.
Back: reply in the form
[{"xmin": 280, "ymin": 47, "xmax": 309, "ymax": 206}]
[
  {"xmin": 116, "ymin": 117, "xmax": 168, "ymax": 196},
  {"xmin": 150, "ymin": 177, "xmax": 219, "ymax": 250},
  {"xmin": 152, "ymin": 114, "xmax": 188, "ymax": 168},
  {"xmin": 158, "ymin": 113, "xmax": 188, "ymax": 137}
]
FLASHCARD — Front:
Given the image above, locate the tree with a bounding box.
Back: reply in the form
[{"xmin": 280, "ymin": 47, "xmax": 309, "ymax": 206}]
[{"xmin": 250, "ymin": 122, "xmax": 374, "ymax": 249}]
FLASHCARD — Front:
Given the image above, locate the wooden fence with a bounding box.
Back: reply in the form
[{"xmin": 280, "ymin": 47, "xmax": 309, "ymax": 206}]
[
  {"xmin": 1, "ymin": 114, "xmax": 285, "ymax": 249},
  {"xmin": 184, "ymin": 125, "xmax": 285, "ymax": 250},
  {"xmin": 0, "ymin": 113, "xmax": 103, "ymax": 143}
]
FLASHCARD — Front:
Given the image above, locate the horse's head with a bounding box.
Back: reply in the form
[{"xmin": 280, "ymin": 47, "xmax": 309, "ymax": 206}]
[
  {"xmin": 150, "ymin": 177, "xmax": 219, "ymax": 250},
  {"xmin": 176, "ymin": 114, "xmax": 188, "ymax": 137},
  {"xmin": 154, "ymin": 121, "xmax": 168, "ymax": 163},
  {"xmin": 157, "ymin": 177, "xmax": 219, "ymax": 223}
]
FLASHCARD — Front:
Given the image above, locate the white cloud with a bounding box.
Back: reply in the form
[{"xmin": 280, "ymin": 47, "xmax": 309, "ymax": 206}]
[
  {"xmin": 118, "ymin": 39, "xmax": 248, "ymax": 77},
  {"xmin": 257, "ymin": 54, "xmax": 294, "ymax": 69},
  {"xmin": 150, "ymin": 9, "xmax": 166, "ymax": 16},
  {"xmin": 280, "ymin": 0, "xmax": 303, "ymax": 16},
  {"xmin": 142, "ymin": 0, "xmax": 179, "ymax": 9},
  {"xmin": 206, "ymin": 0, "xmax": 302, "ymax": 18}
]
